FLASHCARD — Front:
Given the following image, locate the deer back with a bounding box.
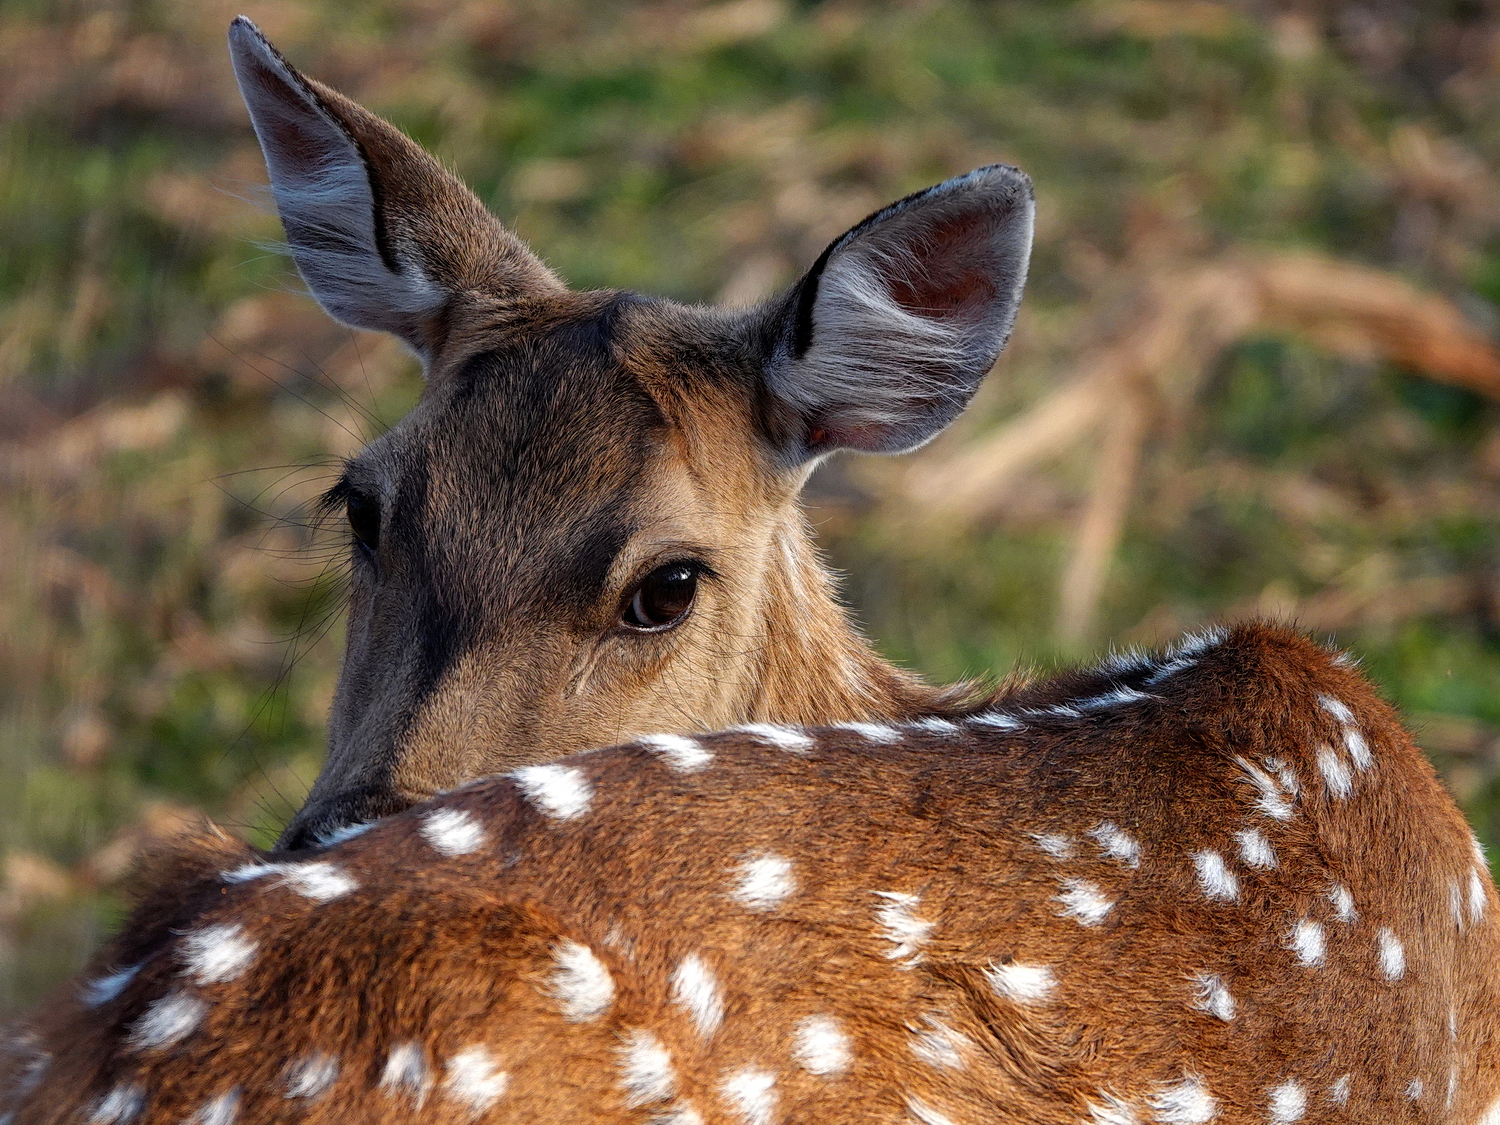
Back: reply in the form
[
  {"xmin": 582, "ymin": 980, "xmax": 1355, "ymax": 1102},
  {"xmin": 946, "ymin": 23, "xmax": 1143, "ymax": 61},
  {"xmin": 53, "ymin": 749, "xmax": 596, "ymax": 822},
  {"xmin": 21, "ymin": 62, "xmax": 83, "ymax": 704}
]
[{"xmin": 9, "ymin": 625, "xmax": 1500, "ymax": 1124}]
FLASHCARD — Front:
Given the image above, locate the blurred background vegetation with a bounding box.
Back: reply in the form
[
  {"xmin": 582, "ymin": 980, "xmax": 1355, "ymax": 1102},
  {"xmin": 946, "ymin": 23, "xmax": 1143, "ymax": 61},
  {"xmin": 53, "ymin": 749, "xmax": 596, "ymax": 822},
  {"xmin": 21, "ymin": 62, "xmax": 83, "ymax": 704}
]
[{"xmin": 6, "ymin": 0, "xmax": 1500, "ymax": 1014}]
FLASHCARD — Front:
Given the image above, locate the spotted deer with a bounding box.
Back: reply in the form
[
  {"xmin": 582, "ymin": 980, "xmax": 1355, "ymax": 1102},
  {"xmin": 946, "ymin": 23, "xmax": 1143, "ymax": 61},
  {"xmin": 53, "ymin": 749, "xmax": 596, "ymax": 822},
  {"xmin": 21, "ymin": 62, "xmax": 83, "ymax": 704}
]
[{"xmin": 4, "ymin": 17, "xmax": 1500, "ymax": 1125}]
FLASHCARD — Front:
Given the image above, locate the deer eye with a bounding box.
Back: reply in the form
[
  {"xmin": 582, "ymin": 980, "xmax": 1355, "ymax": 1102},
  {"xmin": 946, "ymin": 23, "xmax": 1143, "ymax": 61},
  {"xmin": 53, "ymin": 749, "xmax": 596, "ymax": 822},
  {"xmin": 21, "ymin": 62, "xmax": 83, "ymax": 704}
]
[
  {"xmin": 622, "ymin": 562, "xmax": 700, "ymax": 631},
  {"xmin": 346, "ymin": 490, "xmax": 381, "ymax": 557}
]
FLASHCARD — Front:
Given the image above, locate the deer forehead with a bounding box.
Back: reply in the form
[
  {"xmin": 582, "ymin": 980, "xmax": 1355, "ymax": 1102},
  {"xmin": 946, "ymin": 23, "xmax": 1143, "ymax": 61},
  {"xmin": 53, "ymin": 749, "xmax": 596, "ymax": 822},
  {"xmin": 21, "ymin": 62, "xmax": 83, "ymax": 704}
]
[{"xmin": 351, "ymin": 307, "xmax": 782, "ymax": 607}]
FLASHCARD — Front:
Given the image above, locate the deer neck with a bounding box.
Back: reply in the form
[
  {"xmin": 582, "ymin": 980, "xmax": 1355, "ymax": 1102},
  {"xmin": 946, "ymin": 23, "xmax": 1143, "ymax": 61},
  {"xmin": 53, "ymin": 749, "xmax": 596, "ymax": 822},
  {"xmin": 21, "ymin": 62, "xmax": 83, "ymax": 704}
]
[{"xmin": 741, "ymin": 514, "xmax": 940, "ymax": 726}]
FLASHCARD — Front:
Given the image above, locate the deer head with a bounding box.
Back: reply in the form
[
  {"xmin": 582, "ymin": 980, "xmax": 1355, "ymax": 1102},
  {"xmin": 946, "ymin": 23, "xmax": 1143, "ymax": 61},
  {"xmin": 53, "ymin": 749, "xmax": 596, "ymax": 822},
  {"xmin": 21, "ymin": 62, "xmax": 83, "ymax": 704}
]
[{"xmin": 227, "ymin": 19, "xmax": 1034, "ymax": 849}]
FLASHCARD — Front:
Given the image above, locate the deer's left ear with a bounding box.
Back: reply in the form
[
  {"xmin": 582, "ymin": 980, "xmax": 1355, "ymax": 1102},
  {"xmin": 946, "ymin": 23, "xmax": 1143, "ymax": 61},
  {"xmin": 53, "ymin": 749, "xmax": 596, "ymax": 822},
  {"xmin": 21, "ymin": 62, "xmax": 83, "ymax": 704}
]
[{"xmin": 756, "ymin": 164, "xmax": 1033, "ymax": 459}]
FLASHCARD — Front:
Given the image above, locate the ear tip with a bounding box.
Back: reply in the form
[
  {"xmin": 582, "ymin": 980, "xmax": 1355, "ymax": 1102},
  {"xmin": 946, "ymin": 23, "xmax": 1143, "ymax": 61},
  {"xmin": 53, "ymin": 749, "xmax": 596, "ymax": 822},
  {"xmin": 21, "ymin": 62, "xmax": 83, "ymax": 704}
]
[
  {"xmin": 962, "ymin": 163, "xmax": 1035, "ymax": 205},
  {"xmin": 227, "ymin": 15, "xmax": 263, "ymax": 46}
]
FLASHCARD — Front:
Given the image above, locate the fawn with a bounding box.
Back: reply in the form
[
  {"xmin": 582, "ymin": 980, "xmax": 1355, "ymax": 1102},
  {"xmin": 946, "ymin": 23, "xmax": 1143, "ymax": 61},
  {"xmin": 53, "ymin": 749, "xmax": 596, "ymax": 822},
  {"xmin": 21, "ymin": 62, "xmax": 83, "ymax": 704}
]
[{"xmin": 3, "ymin": 17, "xmax": 1499, "ymax": 1125}]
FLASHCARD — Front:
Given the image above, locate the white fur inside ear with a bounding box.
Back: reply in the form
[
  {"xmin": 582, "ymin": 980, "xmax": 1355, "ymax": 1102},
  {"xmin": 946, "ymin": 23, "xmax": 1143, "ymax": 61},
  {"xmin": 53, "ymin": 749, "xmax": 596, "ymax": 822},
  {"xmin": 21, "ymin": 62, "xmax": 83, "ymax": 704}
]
[
  {"xmin": 768, "ymin": 167, "xmax": 1033, "ymax": 455},
  {"xmin": 229, "ymin": 21, "xmax": 441, "ymax": 338}
]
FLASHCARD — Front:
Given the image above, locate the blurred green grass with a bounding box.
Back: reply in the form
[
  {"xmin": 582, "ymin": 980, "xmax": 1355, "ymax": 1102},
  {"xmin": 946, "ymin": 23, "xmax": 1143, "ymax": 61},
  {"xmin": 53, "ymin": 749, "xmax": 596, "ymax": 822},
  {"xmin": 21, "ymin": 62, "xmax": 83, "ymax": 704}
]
[{"xmin": 7, "ymin": 0, "xmax": 1500, "ymax": 1014}]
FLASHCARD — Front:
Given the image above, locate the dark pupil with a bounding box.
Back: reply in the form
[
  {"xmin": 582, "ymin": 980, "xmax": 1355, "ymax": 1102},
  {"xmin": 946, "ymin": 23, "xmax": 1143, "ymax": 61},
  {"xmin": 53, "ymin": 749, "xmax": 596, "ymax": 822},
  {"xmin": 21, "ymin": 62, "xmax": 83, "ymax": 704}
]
[
  {"xmin": 346, "ymin": 492, "xmax": 380, "ymax": 553},
  {"xmin": 628, "ymin": 564, "xmax": 697, "ymax": 629}
]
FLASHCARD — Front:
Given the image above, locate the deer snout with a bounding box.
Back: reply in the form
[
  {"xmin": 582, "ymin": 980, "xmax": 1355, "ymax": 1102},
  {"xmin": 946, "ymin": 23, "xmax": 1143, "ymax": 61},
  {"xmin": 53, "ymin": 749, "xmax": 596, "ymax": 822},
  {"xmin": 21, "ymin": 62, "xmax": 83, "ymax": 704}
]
[{"xmin": 275, "ymin": 784, "xmax": 420, "ymax": 852}]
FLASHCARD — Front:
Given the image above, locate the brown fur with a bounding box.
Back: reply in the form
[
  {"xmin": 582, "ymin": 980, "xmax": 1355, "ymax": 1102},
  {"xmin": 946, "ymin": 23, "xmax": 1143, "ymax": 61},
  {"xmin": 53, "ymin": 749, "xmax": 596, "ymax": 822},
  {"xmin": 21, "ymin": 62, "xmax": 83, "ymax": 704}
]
[{"xmin": 7, "ymin": 626, "xmax": 1500, "ymax": 1123}]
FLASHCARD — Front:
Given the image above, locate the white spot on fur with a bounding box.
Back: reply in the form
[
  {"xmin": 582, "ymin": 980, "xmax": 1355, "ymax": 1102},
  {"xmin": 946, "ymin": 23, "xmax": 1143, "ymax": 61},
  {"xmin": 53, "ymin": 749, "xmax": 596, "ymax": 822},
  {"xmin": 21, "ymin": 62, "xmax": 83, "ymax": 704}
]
[
  {"xmin": 1190, "ymin": 972, "xmax": 1235, "ymax": 1022},
  {"xmin": 1289, "ymin": 920, "xmax": 1325, "ymax": 966},
  {"xmin": 1100, "ymin": 647, "xmax": 1153, "ymax": 674},
  {"xmin": 1478, "ymin": 1094, "xmax": 1500, "ymax": 1125},
  {"xmin": 1144, "ymin": 656, "xmax": 1197, "ymax": 685},
  {"xmin": 1316, "ymin": 745, "xmax": 1353, "ymax": 800},
  {"xmin": 1330, "ymin": 1075, "xmax": 1352, "ymax": 1105},
  {"xmin": 550, "ymin": 940, "xmax": 614, "ymax": 1021},
  {"xmin": 731, "ymin": 854, "xmax": 796, "ymax": 911},
  {"xmin": 1329, "ymin": 883, "xmax": 1357, "ymax": 922},
  {"xmin": 874, "ymin": 890, "xmax": 934, "ymax": 965},
  {"xmin": 315, "ymin": 819, "xmax": 375, "ymax": 846},
  {"xmin": 1235, "ymin": 756, "xmax": 1294, "ymax": 821},
  {"xmin": 793, "ymin": 1014, "xmax": 851, "ymax": 1076},
  {"xmin": 1176, "ymin": 627, "xmax": 1228, "ymax": 656},
  {"xmin": 968, "ymin": 711, "xmax": 1025, "ymax": 731},
  {"xmin": 186, "ymin": 1090, "xmax": 239, "ymax": 1125},
  {"xmin": 1378, "ymin": 928, "xmax": 1405, "ymax": 980},
  {"xmin": 512, "ymin": 763, "xmax": 592, "ymax": 820},
  {"xmin": 1032, "ymin": 832, "xmax": 1075, "ymax": 859},
  {"xmin": 732, "ymin": 723, "xmax": 814, "ymax": 752},
  {"xmin": 443, "ymin": 1046, "xmax": 508, "ymax": 1115},
  {"xmin": 1343, "ymin": 728, "xmax": 1371, "ymax": 770},
  {"xmin": 831, "ymin": 720, "xmax": 903, "ymax": 742},
  {"xmin": 1034, "ymin": 704, "xmax": 1083, "ymax": 719},
  {"xmin": 984, "ymin": 961, "xmax": 1056, "ymax": 1005},
  {"xmin": 639, "ymin": 733, "xmax": 714, "ymax": 773},
  {"xmin": 128, "ymin": 992, "xmax": 206, "ymax": 1049},
  {"xmin": 81, "ymin": 963, "xmax": 141, "ymax": 1007},
  {"xmin": 1265, "ymin": 756, "xmax": 1300, "ymax": 798},
  {"xmin": 1319, "ymin": 695, "xmax": 1354, "ymax": 724},
  {"xmin": 223, "ymin": 860, "xmax": 356, "ymax": 902},
  {"xmin": 180, "ymin": 923, "xmax": 258, "ymax": 985},
  {"xmin": 420, "ymin": 808, "xmax": 486, "ymax": 856},
  {"xmin": 1075, "ymin": 686, "xmax": 1153, "ymax": 710},
  {"xmin": 906, "ymin": 1096, "xmax": 960, "ymax": 1125},
  {"xmin": 89, "ymin": 1085, "xmax": 145, "ymax": 1125},
  {"xmin": 1267, "ymin": 1080, "xmax": 1305, "ymax": 1123},
  {"xmin": 1089, "ymin": 821, "xmax": 1141, "ymax": 867},
  {"xmin": 380, "ymin": 1042, "xmax": 431, "ymax": 1105},
  {"xmin": 1404, "ymin": 1079, "xmax": 1423, "ymax": 1100},
  {"xmin": 1148, "ymin": 1075, "xmax": 1217, "ymax": 1123},
  {"xmin": 1057, "ymin": 877, "xmax": 1114, "ymax": 926},
  {"xmin": 618, "ymin": 1029, "xmax": 675, "ymax": 1106},
  {"xmin": 284, "ymin": 1053, "xmax": 339, "ymax": 1098},
  {"xmin": 1085, "ymin": 1092, "xmax": 1140, "ymax": 1124},
  {"xmin": 911, "ymin": 716, "xmax": 961, "ymax": 735},
  {"xmin": 1193, "ymin": 851, "xmax": 1239, "ymax": 902},
  {"xmin": 1235, "ymin": 829, "xmax": 1276, "ymax": 870},
  {"xmin": 671, "ymin": 953, "xmax": 724, "ymax": 1036},
  {"xmin": 1470, "ymin": 867, "xmax": 1488, "ymax": 923},
  {"xmin": 720, "ymin": 1068, "xmax": 776, "ymax": 1125},
  {"xmin": 908, "ymin": 1014, "xmax": 970, "ymax": 1070}
]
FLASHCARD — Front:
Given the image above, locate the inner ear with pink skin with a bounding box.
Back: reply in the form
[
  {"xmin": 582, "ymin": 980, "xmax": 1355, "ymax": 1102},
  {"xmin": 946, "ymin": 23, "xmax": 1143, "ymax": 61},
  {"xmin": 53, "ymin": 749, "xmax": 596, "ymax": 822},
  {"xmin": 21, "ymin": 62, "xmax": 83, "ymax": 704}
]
[{"xmin": 760, "ymin": 164, "xmax": 1034, "ymax": 460}]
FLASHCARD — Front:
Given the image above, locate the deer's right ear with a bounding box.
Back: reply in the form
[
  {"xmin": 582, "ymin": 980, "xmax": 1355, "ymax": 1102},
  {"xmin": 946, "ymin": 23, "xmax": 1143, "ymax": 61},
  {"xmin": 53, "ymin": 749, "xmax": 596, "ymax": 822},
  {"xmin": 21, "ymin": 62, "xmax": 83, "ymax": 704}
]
[
  {"xmin": 754, "ymin": 164, "xmax": 1033, "ymax": 462},
  {"xmin": 227, "ymin": 18, "xmax": 562, "ymax": 359}
]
